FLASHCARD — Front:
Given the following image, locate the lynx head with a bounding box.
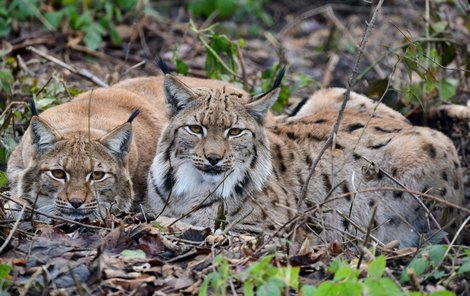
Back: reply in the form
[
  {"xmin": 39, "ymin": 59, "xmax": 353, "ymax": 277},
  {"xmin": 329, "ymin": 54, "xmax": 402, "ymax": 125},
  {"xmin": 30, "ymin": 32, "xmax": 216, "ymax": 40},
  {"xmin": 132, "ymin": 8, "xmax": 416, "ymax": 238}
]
[
  {"xmin": 19, "ymin": 110, "xmax": 139, "ymax": 220},
  {"xmin": 150, "ymin": 73, "xmax": 282, "ymax": 200}
]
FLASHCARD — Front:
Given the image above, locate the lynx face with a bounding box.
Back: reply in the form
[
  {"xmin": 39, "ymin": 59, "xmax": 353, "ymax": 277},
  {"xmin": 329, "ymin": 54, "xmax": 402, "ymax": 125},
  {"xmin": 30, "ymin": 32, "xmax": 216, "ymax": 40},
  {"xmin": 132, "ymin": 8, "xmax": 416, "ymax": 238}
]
[
  {"xmin": 149, "ymin": 76, "xmax": 279, "ymax": 203},
  {"xmin": 15, "ymin": 116, "xmax": 134, "ymax": 220}
]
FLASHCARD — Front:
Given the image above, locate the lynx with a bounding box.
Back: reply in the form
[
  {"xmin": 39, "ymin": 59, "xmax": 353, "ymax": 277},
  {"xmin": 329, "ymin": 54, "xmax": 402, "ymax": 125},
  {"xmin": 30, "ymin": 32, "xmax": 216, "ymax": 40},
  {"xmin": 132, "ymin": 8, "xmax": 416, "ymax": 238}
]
[
  {"xmin": 7, "ymin": 75, "xmax": 251, "ymax": 221},
  {"xmin": 147, "ymin": 74, "xmax": 464, "ymax": 247}
]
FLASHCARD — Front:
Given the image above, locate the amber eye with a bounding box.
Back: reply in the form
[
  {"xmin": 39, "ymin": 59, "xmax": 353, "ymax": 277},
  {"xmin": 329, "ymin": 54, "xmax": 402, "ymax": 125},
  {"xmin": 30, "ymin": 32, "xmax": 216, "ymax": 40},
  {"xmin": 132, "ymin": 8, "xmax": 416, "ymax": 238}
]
[
  {"xmin": 50, "ymin": 169, "xmax": 66, "ymax": 179},
  {"xmin": 90, "ymin": 171, "xmax": 106, "ymax": 181},
  {"xmin": 188, "ymin": 125, "xmax": 203, "ymax": 134},
  {"xmin": 228, "ymin": 128, "xmax": 243, "ymax": 136}
]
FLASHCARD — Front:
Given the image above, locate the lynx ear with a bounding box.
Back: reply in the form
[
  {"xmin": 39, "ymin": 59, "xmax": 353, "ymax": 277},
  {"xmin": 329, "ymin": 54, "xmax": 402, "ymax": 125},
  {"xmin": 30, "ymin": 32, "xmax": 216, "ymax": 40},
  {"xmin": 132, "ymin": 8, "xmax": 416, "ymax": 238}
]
[
  {"xmin": 164, "ymin": 75, "xmax": 196, "ymax": 117},
  {"xmin": 30, "ymin": 116, "xmax": 60, "ymax": 154},
  {"xmin": 100, "ymin": 122, "xmax": 133, "ymax": 159},
  {"xmin": 246, "ymin": 88, "xmax": 280, "ymax": 123}
]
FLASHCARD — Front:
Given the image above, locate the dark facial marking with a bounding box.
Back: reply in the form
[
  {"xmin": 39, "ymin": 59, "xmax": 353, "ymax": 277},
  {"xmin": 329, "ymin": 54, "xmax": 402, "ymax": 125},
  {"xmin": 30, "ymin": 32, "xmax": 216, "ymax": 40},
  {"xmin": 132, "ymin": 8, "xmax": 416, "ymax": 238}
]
[
  {"xmin": 374, "ymin": 126, "xmax": 402, "ymax": 133},
  {"xmin": 286, "ymin": 132, "xmax": 297, "ymax": 140},
  {"xmin": 346, "ymin": 123, "xmax": 365, "ymax": 133},
  {"xmin": 314, "ymin": 118, "xmax": 327, "ymax": 124},
  {"xmin": 368, "ymin": 138, "xmax": 392, "ymax": 149},
  {"xmin": 341, "ymin": 183, "xmax": 351, "ymax": 201},
  {"xmin": 250, "ymin": 146, "xmax": 258, "ymax": 169}
]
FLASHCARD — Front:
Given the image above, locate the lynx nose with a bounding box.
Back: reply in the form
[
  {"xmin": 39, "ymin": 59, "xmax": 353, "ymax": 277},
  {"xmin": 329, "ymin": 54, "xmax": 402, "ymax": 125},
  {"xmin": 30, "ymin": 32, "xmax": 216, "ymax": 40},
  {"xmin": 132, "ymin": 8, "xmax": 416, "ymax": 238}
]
[
  {"xmin": 206, "ymin": 154, "xmax": 222, "ymax": 166},
  {"xmin": 69, "ymin": 199, "xmax": 84, "ymax": 209}
]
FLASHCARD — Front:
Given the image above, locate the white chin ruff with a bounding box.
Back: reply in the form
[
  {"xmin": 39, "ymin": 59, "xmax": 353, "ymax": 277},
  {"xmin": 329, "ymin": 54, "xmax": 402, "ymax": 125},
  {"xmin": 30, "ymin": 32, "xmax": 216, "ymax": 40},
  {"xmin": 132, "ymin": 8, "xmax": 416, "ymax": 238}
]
[{"xmin": 172, "ymin": 162, "xmax": 243, "ymax": 199}]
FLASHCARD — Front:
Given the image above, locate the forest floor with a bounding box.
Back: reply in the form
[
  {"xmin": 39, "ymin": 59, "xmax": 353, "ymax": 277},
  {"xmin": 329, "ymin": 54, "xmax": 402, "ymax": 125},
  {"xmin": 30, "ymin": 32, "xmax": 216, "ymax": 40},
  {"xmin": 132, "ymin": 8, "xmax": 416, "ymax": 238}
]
[{"xmin": 0, "ymin": 0, "xmax": 469, "ymax": 295}]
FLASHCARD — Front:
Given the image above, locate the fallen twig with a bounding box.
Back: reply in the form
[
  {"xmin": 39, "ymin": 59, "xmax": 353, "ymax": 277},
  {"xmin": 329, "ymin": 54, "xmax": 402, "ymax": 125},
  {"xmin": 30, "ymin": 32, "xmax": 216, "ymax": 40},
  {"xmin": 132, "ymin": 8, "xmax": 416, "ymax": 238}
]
[{"xmin": 27, "ymin": 46, "xmax": 109, "ymax": 87}]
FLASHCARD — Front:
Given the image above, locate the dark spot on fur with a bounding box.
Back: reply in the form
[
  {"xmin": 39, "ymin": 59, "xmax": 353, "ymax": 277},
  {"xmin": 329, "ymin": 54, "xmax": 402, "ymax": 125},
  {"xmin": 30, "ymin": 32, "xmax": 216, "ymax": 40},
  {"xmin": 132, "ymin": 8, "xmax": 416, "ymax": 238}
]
[
  {"xmin": 250, "ymin": 146, "xmax": 258, "ymax": 168},
  {"xmin": 391, "ymin": 167, "xmax": 398, "ymax": 177},
  {"xmin": 414, "ymin": 206, "xmax": 420, "ymax": 213},
  {"xmin": 368, "ymin": 199, "xmax": 376, "ymax": 207},
  {"xmin": 286, "ymin": 132, "xmax": 297, "ymax": 140},
  {"xmin": 377, "ymin": 170, "xmax": 383, "ymax": 179},
  {"xmin": 289, "ymin": 152, "xmax": 295, "ymax": 160},
  {"xmin": 441, "ymin": 171, "xmax": 448, "ymax": 181},
  {"xmin": 389, "ymin": 216, "xmax": 401, "ymax": 226},
  {"xmin": 422, "ymin": 186, "xmax": 429, "ymax": 193},
  {"xmin": 373, "ymin": 220, "xmax": 379, "ymax": 229},
  {"xmin": 441, "ymin": 187, "xmax": 447, "ymax": 197},
  {"xmin": 453, "ymin": 161, "xmax": 459, "ymax": 169},
  {"xmin": 346, "ymin": 123, "xmax": 365, "ymax": 133},
  {"xmin": 342, "ymin": 219, "xmax": 350, "ymax": 229},
  {"xmin": 306, "ymin": 155, "xmax": 312, "ymax": 166},
  {"xmin": 280, "ymin": 163, "xmax": 287, "ymax": 173},
  {"xmin": 314, "ymin": 118, "xmax": 326, "ymax": 124},
  {"xmin": 235, "ymin": 174, "xmax": 251, "ymax": 196},
  {"xmin": 393, "ymin": 191, "xmax": 403, "ymax": 199},
  {"xmin": 422, "ymin": 143, "xmax": 437, "ymax": 159},
  {"xmin": 163, "ymin": 168, "xmax": 175, "ymax": 192},
  {"xmin": 322, "ymin": 174, "xmax": 332, "ymax": 192},
  {"xmin": 341, "ymin": 183, "xmax": 351, "ymax": 201},
  {"xmin": 268, "ymin": 225, "xmax": 276, "ymax": 231},
  {"xmin": 335, "ymin": 143, "xmax": 345, "ymax": 150},
  {"xmin": 368, "ymin": 138, "xmax": 392, "ymax": 149},
  {"xmin": 454, "ymin": 180, "xmax": 459, "ymax": 190},
  {"xmin": 352, "ymin": 153, "xmax": 361, "ymax": 160}
]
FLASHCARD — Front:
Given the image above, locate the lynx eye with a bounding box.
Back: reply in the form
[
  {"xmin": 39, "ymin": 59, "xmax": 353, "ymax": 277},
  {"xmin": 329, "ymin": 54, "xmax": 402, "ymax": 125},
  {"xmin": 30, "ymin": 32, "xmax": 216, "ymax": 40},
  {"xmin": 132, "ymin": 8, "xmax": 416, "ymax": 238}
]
[
  {"xmin": 89, "ymin": 171, "xmax": 106, "ymax": 182},
  {"xmin": 227, "ymin": 128, "xmax": 243, "ymax": 137},
  {"xmin": 50, "ymin": 169, "xmax": 66, "ymax": 180},
  {"xmin": 187, "ymin": 125, "xmax": 203, "ymax": 135}
]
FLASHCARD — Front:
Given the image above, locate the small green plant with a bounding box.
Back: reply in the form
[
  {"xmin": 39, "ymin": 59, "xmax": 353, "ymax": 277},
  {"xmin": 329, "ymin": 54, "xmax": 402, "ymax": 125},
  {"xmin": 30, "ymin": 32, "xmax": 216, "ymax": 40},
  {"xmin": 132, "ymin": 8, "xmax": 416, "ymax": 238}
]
[
  {"xmin": 199, "ymin": 255, "xmax": 299, "ymax": 296},
  {"xmin": 0, "ymin": 264, "xmax": 12, "ymax": 294},
  {"xmin": 401, "ymin": 245, "xmax": 470, "ymax": 286},
  {"xmin": 188, "ymin": 0, "xmax": 272, "ymax": 26}
]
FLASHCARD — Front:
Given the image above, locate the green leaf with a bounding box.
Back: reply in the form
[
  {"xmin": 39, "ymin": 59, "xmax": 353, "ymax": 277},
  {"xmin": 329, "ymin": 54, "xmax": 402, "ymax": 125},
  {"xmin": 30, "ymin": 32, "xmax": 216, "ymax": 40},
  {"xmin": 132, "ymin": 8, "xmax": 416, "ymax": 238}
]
[
  {"xmin": 367, "ymin": 256, "xmax": 386, "ymax": 279},
  {"xmin": 110, "ymin": 27, "xmax": 122, "ymax": 45},
  {"xmin": 439, "ymin": 78, "xmax": 458, "ymax": 102},
  {"xmin": 364, "ymin": 278, "xmax": 404, "ymax": 296},
  {"xmin": 428, "ymin": 245, "xmax": 447, "ymax": 267},
  {"xmin": 83, "ymin": 24, "xmax": 105, "ymax": 50},
  {"xmin": 300, "ymin": 285, "xmax": 316, "ymax": 296},
  {"xmin": 0, "ymin": 70, "xmax": 14, "ymax": 95},
  {"xmin": 120, "ymin": 249, "xmax": 146, "ymax": 259},
  {"xmin": 36, "ymin": 98, "xmax": 57, "ymax": 110},
  {"xmin": 243, "ymin": 281, "xmax": 254, "ymax": 296},
  {"xmin": 198, "ymin": 273, "xmax": 211, "ymax": 296},
  {"xmin": 401, "ymin": 258, "xmax": 430, "ymax": 283},
  {"xmin": 257, "ymin": 278, "xmax": 283, "ymax": 296},
  {"xmin": 175, "ymin": 58, "xmax": 189, "ymax": 75},
  {"xmin": 0, "ymin": 171, "xmax": 8, "ymax": 188},
  {"xmin": 458, "ymin": 260, "xmax": 470, "ymax": 274},
  {"xmin": 316, "ymin": 281, "xmax": 362, "ymax": 296},
  {"xmin": 428, "ymin": 291, "xmax": 455, "ymax": 296},
  {"xmin": 430, "ymin": 21, "xmax": 448, "ymax": 34},
  {"xmin": 334, "ymin": 267, "xmax": 360, "ymax": 281},
  {"xmin": 0, "ymin": 264, "xmax": 11, "ymax": 279},
  {"xmin": 44, "ymin": 10, "xmax": 65, "ymax": 29}
]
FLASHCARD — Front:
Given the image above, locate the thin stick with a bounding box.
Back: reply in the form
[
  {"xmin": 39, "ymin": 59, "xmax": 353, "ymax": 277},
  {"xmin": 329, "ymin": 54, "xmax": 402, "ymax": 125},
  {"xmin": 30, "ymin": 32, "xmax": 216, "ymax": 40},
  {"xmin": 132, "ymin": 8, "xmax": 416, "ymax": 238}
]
[
  {"xmin": 357, "ymin": 205, "xmax": 377, "ymax": 269},
  {"xmin": 0, "ymin": 204, "xmax": 25, "ymax": 254},
  {"xmin": 27, "ymin": 46, "xmax": 109, "ymax": 87},
  {"xmin": 300, "ymin": 0, "xmax": 385, "ymax": 206}
]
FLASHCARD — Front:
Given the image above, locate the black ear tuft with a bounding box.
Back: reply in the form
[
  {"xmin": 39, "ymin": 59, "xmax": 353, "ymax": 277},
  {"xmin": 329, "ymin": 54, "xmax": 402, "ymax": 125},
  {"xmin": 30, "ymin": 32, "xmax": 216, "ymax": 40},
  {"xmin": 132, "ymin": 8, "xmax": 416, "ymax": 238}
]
[
  {"xmin": 127, "ymin": 109, "xmax": 141, "ymax": 123},
  {"xmin": 157, "ymin": 57, "xmax": 171, "ymax": 75},
  {"xmin": 270, "ymin": 66, "xmax": 286, "ymax": 91},
  {"xmin": 29, "ymin": 98, "xmax": 38, "ymax": 116}
]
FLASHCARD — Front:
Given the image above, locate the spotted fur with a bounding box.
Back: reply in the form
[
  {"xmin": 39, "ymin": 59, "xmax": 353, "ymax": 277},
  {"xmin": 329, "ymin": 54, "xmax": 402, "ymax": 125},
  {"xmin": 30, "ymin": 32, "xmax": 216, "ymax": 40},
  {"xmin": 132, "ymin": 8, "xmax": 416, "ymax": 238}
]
[{"xmin": 148, "ymin": 79, "xmax": 465, "ymax": 247}]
